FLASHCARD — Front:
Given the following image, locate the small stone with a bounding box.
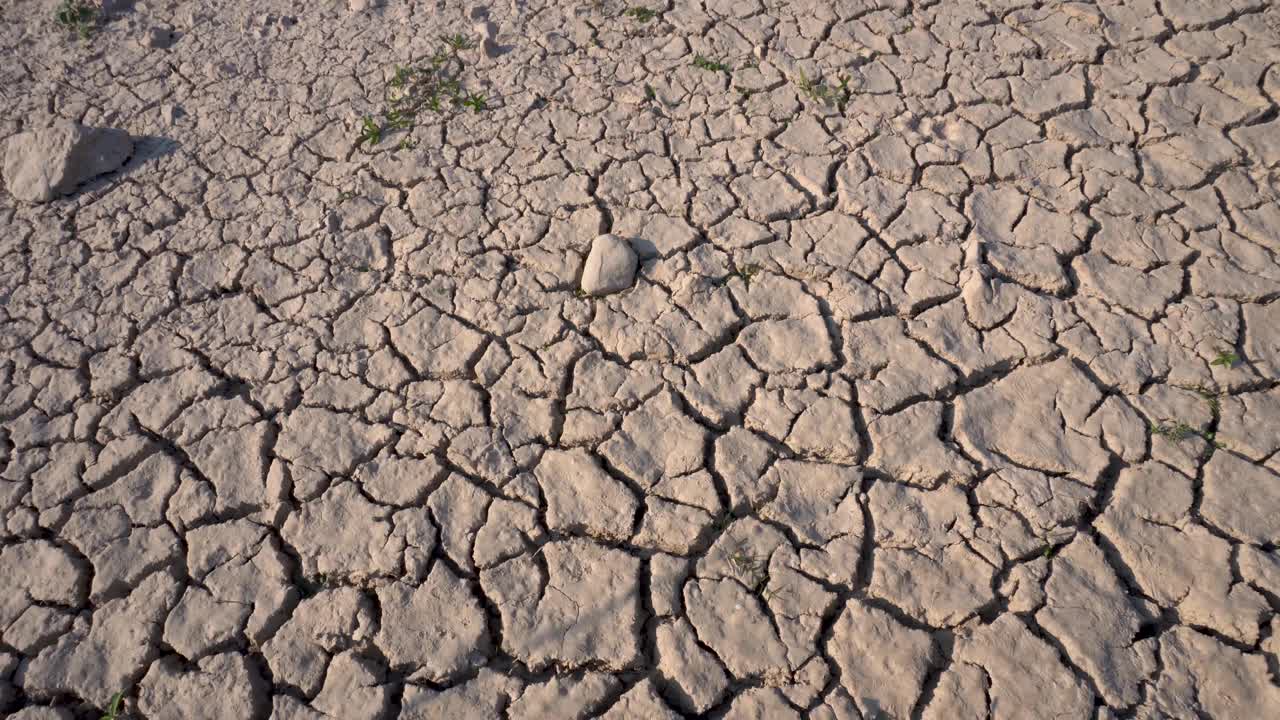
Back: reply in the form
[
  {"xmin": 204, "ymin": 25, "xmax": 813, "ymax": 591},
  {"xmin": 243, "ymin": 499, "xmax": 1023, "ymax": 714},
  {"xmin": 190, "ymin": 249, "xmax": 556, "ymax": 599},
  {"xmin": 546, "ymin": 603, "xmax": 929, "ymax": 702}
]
[
  {"xmin": 580, "ymin": 234, "xmax": 638, "ymax": 296},
  {"xmin": 2, "ymin": 120, "xmax": 133, "ymax": 203}
]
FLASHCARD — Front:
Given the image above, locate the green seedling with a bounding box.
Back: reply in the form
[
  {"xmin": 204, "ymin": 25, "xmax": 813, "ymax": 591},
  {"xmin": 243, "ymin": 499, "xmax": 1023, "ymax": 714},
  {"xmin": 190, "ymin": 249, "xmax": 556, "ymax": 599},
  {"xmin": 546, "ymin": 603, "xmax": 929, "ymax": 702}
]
[
  {"xmin": 459, "ymin": 92, "xmax": 488, "ymax": 112},
  {"xmin": 644, "ymin": 83, "xmax": 657, "ymax": 102},
  {"xmin": 442, "ymin": 33, "xmax": 474, "ymax": 51},
  {"xmin": 736, "ymin": 264, "xmax": 762, "ymax": 286},
  {"xmin": 1150, "ymin": 421, "xmax": 1196, "ymax": 442},
  {"xmin": 795, "ymin": 70, "xmax": 829, "ymax": 104},
  {"xmin": 101, "ymin": 691, "xmax": 125, "ymax": 720},
  {"xmin": 624, "ymin": 6, "xmax": 657, "ymax": 22},
  {"xmin": 356, "ymin": 115, "xmax": 382, "ymax": 147},
  {"xmin": 366, "ymin": 36, "xmax": 492, "ymax": 152},
  {"xmin": 1210, "ymin": 349, "xmax": 1240, "ymax": 368},
  {"xmin": 836, "ymin": 73, "xmax": 852, "ymax": 110},
  {"xmin": 1197, "ymin": 387, "xmax": 1221, "ymax": 415},
  {"xmin": 726, "ymin": 546, "xmax": 767, "ymax": 588},
  {"xmin": 54, "ymin": 0, "xmax": 96, "ymax": 40},
  {"xmin": 692, "ymin": 55, "xmax": 729, "ymax": 72}
]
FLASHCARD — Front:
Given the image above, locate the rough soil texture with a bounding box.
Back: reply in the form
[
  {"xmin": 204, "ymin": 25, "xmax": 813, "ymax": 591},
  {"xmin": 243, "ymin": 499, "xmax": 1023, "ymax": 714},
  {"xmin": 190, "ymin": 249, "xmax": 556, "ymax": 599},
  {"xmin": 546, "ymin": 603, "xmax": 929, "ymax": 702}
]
[{"xmin": 2, "ymin": 0, "xmax": 1279, "ymax": 718}]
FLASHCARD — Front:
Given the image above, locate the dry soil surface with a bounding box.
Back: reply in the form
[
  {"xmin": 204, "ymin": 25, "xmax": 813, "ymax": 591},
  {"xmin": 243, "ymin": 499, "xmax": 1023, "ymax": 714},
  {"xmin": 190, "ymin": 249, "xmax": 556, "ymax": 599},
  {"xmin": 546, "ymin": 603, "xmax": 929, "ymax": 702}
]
[{"xmin": 2, "ymin": 0, "xmax": 1280, "ymax": 718}]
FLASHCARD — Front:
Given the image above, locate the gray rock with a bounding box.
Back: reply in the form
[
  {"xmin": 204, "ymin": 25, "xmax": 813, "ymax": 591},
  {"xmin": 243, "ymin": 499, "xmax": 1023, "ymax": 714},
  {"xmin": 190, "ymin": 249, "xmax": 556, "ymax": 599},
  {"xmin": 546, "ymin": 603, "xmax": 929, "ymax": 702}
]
[
  {"xmin": 2, "ymin": 120, "xmax": 132, "ymax": 203},
  {"xmin": 580, "ymin": 234, "xmax": 638, "ymax": 296}
]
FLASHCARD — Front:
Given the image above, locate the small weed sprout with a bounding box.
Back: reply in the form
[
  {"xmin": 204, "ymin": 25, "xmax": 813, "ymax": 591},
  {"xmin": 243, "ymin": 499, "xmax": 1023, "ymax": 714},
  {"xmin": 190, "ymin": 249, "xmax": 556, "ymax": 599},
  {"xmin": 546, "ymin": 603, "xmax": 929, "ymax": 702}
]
[
  {"xmin": 692, "ymin": 55, "xmax": 730, "ymax": 72},
  {"xmin": 795, "ymin": 70, "xmax": 851, "ymax": 110},
  {"xmin": 356, "ymin": 116, "xmax": 382, "ymax": 147},
  {"xmin": 441, "ymin": 33, "xmax": 474, "ymax": 51},
  {"xmin": 101, "ymin": 691, "xmax": 125, "ymax": 720},
  {"xmin": 736, "ymin": 264, "xmax": 762, "ymax": 287},
  {"xmin": 55, "ymin": 0, "xmax": 97, "ymax": 40},
  {"xmin": 356, "ymin": 35, "xmax": 491, "ymax": 151},
  {"xmin": 726, "ymin": 544, "xmax": 767, "ymax": 588},
  {"xmin": 624, "ymin": 7, "xmax": 657, "ymax": 22},
  {"xmin": 1210, "ymin": 349, "xmax": 1240, "ymax": 368},
  {"xmin": 1150, "ymin": 421, "xmax": 1196, "ymax": 442}
]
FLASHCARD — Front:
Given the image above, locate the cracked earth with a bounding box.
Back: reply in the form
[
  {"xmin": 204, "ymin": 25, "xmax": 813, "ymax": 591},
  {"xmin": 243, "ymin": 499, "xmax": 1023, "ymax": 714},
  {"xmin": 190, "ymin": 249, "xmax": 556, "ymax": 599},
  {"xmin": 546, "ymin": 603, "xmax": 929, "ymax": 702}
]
[{"xmin": 2, "ymin": 0, "xmax": 1280, "ymax": 718}]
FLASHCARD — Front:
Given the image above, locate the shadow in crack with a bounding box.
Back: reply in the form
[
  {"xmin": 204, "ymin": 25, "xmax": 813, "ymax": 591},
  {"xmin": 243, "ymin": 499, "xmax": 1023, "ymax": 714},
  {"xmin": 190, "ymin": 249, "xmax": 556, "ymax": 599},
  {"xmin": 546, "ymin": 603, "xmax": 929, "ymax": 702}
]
[{"xmin": 75, "ymin": 133, "xmax": 180, "ymax": 196}]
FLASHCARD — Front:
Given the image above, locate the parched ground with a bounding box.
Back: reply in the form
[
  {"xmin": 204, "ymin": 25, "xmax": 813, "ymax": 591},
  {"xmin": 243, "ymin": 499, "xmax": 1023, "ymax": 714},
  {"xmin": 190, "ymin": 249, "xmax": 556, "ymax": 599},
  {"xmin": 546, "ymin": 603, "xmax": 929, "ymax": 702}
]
[{"xmin": 2, "ymin": 0, "xmax": 1279, "ymax": 718}]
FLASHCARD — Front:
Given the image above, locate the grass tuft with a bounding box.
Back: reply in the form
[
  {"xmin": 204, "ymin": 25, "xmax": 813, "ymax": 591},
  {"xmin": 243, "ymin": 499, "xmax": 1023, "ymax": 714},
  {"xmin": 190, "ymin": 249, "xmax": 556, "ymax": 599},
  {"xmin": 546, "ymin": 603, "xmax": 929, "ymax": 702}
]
[
  {"xmin": 54, "ymin": 0, "xmax": 96, "ymax": 40},
  {"xmin": 1210, "ymin": 349, "xmax": 1240, "ymax": 368},
  {"xmin": 101, "ymin": 691, "xmax": 125, "ymax": 720},
  {"xmin": 356, "ymin": 35, "xmax": 491, "ymax": 151},
  {"xmin": 692, "ymin": 55, "xmax": 730, "ymax": 72},
  {"xmin": 624, "ymin": 7, "xmax": 657, "ymax": 22}
]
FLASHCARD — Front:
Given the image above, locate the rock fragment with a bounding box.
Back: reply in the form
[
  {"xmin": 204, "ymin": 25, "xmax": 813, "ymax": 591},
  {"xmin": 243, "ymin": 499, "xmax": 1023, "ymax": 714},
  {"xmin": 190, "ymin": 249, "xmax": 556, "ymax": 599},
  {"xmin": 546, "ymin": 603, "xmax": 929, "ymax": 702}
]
[
  {"xmin": 581, "ymin": 234, "xmax": 638, "ymax": 296},
  {"xmin": 2, "ymin": 120, "xmax": 133, "ymax": 203}
]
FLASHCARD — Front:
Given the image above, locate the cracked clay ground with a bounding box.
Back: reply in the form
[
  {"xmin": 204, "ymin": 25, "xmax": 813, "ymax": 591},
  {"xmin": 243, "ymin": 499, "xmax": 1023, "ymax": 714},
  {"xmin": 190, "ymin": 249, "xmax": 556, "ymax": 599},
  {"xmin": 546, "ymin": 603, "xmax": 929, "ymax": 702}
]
[{"xmin": 2, "ymin": 0, "xmax": 1280, "ymax": 718}]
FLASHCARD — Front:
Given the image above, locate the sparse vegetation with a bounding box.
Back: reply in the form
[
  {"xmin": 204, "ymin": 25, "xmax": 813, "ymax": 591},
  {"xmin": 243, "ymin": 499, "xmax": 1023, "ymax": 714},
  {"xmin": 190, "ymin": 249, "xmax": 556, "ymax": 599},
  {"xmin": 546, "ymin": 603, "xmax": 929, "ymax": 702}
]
[
  {"xmin": 441, "ymin": 33, "xmax": 475, "ymax": 51},
  {"xmin": 1210, "ymin": 349, "xmax": 1240, "ymax": 368},
  {"xmin": 736, "ymin": 264, "xmax": 762, "ymax": 287},
  {"xmin": 692, "ymin": 55, "xmax": 730, "ymax": 72},
  {"xmin": 356, "ymin": 115, "xmax": 382, "ymax": 147},
  {"xmin": 624, "ymin": 6, "xmax": 658, "ymax": 22},
  {"xmin": 794, "ymin": 70, "xmax": 852, "ymax": 111},
  {"xmin": 356, "ymin": 36, "xmax": 491, "ymax": 151},
  {"xmin": 1150, "ymin": 421, "xmax": 1196, "ymax": 442},
  {"xmin": 54, "ymin": 0, "xmax": 97, "ymax": 40},
  {"xmin": 726, "ymin": 546, "xmax": 767, "ymax": 588},
  {"xmin": 101, "ymin": 691, "xmax": 125, "ymax": 720}
]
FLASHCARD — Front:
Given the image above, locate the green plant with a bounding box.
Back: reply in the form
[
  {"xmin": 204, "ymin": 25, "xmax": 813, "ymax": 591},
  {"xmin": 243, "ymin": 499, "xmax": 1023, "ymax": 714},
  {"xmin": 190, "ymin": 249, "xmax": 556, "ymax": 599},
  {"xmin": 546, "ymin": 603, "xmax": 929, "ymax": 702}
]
[
  {"xmin": 692, "ymin": 55, "xmax": 729, "ymax": 72},
  {"xmin": 1210, "ymin": 349, "xmax": 1240, "ymax": 368},
  {"xmin": 795, "ymin": 69, "xmax": 850, "ymax": 110},
  {"xmin": 54, "ymin": 0, "xmax": 96, "ymax": 40},
  {"xmin": 441, "ymin": 33, "xmax": 474, "ymax": 51},
  {"xmin": 1150, "ymin": 421, "xmax": 1196, "ymax": 442},
  {"xmin": 356, "ymin": 115, "xmax": 382, "ymax": 147},
  {"xmin": 1197, "ymin": 387, "xmax": 1221, "ymax": 415},
  {"xmin": 358, "ymin": 36, "xmax": 490, "ymax": 151},
  {"xmin": 726, "ymin": 546, "xmax": 766, "ymax": 588},
  {"xmin": 835, "ymin": 73, "xmax": 852, "ymax": 111},
  {"xmin": 459, "ymin": 92, "xmax": 488, "ymax": 113},
  {"xmin": 624, "ymin": 6, "xmax": 657, "ymax": 22},
  {"xmin": 644, "ymin": 83, "xmax": 657, "ymax": 102},
  {"xmin": 101, "ymin": 691, "xmax": 125, "ymax": 720},
  {"xmin": 795, "ymin": 70, "xmax": 831, "ymax": 104},
  {"xmin": 736, "ymin": 264, "xmax": 762, "ymax": 287}
]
